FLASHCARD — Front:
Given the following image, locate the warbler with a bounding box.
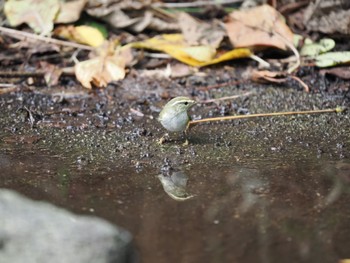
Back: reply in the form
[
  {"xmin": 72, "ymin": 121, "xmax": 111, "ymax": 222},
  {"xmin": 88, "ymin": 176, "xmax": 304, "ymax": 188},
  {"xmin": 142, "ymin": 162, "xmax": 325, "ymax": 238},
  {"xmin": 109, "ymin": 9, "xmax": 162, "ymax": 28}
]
[{"xmin": 158, "ymin": 96, "xmax": 196, "ymax": 133}]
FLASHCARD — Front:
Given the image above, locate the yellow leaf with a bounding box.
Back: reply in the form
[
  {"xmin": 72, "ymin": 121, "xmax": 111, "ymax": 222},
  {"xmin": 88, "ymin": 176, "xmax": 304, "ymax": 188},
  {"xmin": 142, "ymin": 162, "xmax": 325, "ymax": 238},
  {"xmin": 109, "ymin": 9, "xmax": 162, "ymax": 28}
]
[
  {"xmin": 131, "ymin": 34, "xmax": 252, "ymax": 67},
  {"xmin": 75, "ymin": 26, "xmax": 105, "ymax": 47},
  {"xmin": 199, "ymin": 48, "xmax": 252, "ymax": 66},
  {"xmin": 54, "ymin": 25, "xmax": 105, "ymax": 47},
  {"xmin": 180, "ymin": 46, "xmax": 216, "ymax": 62}
]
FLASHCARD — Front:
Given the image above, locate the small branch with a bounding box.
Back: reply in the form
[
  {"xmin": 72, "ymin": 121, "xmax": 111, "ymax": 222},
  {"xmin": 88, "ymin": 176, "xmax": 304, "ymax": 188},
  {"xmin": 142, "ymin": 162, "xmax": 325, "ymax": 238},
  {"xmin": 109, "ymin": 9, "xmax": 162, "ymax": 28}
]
[
  {"xmin": 144, "ymin": 52, "xmax": 172, "ymax": 59},
  {"xmin": 249, "ymin": 54, "xmax": 270, "ymax": 68},
  {"xmin": 189, "ymin": 107, "xmax": 345, "ymax": 126},
  {"xmin": 0, "ymin": 26, "xmax": 94, "ymax": 51},
  {"xmin": 290, "ymin": 75, "xmax": 309, "ymax": 92},
  {"xmin": 0, "ymin": 71, "xmax": 46, "ymax": 78},
  {"xmin": 0, "ymin": 86, "xmax": 19, "ymax": 94},
  {"xmin": 0, "ymin": 68, "xmax": 75, "ymax": 78},
  {"xmin": 0, "ymin": 83, "xmax": 17, "ymax": 88},
  {"xmin": 275, "ymin": 33, "xmax": 300, "ymax": 74},
  {"xmin": 152, "ymin": 0, "xmax": 242, "ymax": 8}
]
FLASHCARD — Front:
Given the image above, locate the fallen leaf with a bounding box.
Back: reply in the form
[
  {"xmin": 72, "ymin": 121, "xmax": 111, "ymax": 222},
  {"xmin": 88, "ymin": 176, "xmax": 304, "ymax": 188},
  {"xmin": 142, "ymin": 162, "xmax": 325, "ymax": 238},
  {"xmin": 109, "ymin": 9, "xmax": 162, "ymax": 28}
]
[
  {"xmin": 54, "ymin": 25, "xmax": 105, "ymax": 47},
  {"xmin": 178, "ymin": 12, "xmax": 225, "ymax": 48},
  {"xmin": 39, "ymin": 62, "xmax": 62, "ymax": 86},
  {"xmin": 225, "ymin": 4, "xmax": 294, "ymax": 50},
  {"xmin": 130, "ymin": 10, "xmax": 153, "ymax": 32},
  {"xmin": 4, "ymin": 0, "xmax": 60, "ymax": 35},
  {"xmin": 55, "ymin": 0, "xmax": 87, "ymax": 23},
  {"xmin": 139, "ymin": 64, "xmax": 172, "ymax": 78},
  {"xmin": 316, "ymin": 52, "xmax": 350, "ymax": 68},
  {"xmin": 75, "ymin": 42, "xmax": 131, "ymax": 89},
  {"xmin": 320, "ymin": 67, "xmax": 350, "ymax": 79},
  {"xmin": 86, "ymin": 3, "xmax": 178, "ymax": 32},
  {"xmin": 300, "ymin": 38, "xmax": 335, "ymax": 57},
  {"xmin": 170, "ymin": 63, "xmax": 197, "ymax": 78},
  {"xmin": 293, "ymin": 34, "xmax": 303, "ymax": 48},
  {"xmin": 180, "ymin": 46, "xmax": 216, "ymax": 62},
  {"xmin": 131, "ymin": 34, "xmax": 251, "ymax": 67},
  {"xmin": 304, "ymin": 1, "xmax": 350, "ymax": 34}
]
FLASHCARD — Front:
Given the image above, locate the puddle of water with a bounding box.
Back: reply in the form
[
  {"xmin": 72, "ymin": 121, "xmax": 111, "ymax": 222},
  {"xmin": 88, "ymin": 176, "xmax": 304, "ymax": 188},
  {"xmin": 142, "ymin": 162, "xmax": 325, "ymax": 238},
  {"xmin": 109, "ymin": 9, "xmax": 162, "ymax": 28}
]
[{"xmin": 1, "ymin": 146, "xmax": 350, "ymax": 263}]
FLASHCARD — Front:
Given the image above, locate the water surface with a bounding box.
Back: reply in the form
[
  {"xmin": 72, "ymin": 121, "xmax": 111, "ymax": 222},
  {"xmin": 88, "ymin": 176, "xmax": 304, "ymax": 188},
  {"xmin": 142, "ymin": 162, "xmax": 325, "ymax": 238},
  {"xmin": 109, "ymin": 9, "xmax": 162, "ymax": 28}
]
[{"xmin": 1, "ymin": 144, "xmax": 350, "ymax": 263}]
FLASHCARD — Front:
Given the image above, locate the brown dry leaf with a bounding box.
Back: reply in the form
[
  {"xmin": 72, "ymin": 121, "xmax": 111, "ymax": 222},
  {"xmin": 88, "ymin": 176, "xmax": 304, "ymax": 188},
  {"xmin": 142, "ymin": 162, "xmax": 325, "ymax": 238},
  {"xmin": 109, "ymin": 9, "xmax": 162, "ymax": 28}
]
[
  {"xmin": 170, "ymin": 63, "xmax": 197, "ymax": 78},
  {"xmin": 54, "ymin": 25, "xmax": 105, "ymax": 47},
  {"xmin": 86, "ymin": 1, "xmax": 178, "ymax": 32},
  {"xmin": 304, "ymin": 0, "xmax": 350, "ymax": 34},
  {"xmin": 225, "ymin": 4, "xmax": 294, "ymax": 50},
  {"xmin": 39, "ymin": 62, "xmax": 63, "ymax": 86},
  {"xmin": 4, "ymin": 0, "xmax": 60, "ymax": 35},
  {"xmin": 320, "ymin": 67, "xmax": 350, "ymax": 80},
  {"xmin": 178, "ymin": 12, "xmax": 226, "ymax": 48},
  {"xmin": 131, "ymin": 34, "xmax": 252, "ymax": 67},
  {"xmin": 75, "ymin": 42, "xmax": 132, "ymax": 89},
  {"xmin": 55, "ymin": 0, "xmax": 87, "ymax": 23}
]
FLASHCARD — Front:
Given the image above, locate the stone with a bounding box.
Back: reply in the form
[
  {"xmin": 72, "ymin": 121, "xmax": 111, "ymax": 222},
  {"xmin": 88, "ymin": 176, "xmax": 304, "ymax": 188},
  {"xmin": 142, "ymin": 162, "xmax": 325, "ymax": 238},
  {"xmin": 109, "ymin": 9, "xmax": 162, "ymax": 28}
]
[{"xmin": 0, "ymin": 189, "xmax": 136, "ymax": 263}]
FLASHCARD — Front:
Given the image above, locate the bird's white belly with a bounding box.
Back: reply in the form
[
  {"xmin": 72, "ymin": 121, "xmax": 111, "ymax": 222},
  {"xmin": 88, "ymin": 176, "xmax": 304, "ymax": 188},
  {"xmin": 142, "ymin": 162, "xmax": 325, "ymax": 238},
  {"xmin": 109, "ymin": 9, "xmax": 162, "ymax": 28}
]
[{"xmin": 160, "ymin": 112, "xmax": 189, "ymax": 132}]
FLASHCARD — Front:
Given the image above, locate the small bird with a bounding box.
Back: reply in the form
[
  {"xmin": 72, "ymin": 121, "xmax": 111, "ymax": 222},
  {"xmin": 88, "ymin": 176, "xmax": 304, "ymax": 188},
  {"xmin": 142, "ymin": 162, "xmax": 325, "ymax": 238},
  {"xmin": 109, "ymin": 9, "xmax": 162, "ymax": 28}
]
[{"xmin": 158, "ymin": 96, "xmax": 196, "ymax": 133}]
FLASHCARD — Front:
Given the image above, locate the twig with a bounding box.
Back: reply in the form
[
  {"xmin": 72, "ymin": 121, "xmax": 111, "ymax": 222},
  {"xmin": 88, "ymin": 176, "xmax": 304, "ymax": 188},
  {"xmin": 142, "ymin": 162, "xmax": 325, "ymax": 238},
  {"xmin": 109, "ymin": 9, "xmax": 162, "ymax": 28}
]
[
  {"xmin": 0, "ymin": 86, "xmax": 19, "ymax": 94},
  {"xmin": 189, "ymin": 107, "xmax": 345, "ymax": 126},
  {"xmin": 275, "ymin": 32, "xmax": 300, "ymax": 74},
  {"xmin": 0, "ymin": 83, "xmax": 17, "ymax": 88},
  {"xmin": 290, "ymin": 75, "xmax": 309, "ymax": 92},
  {"xmin": 0, "ymin": 68, "xmax": 74, "ymax": 78},
  {"xmin": 200, "ymin": 91, "xmax": 253, "ymax": 104},
  {"xmin": 144, "ymin": 52, "xmax": 172, "ymax": 59},
  {"xmin": 249, "ymin": 54, "xmax": 270, "ymax": 68},
  {"xmin": 0, "ymin": 71, "xmax": 47, "ymax": 78},
  {"xmin": 0, "ymin": 26, "xmax": 94, "ymax": 51},
  {"xmin": 152, "ymin": 0, "xmax": 242, "ymax": 8}
]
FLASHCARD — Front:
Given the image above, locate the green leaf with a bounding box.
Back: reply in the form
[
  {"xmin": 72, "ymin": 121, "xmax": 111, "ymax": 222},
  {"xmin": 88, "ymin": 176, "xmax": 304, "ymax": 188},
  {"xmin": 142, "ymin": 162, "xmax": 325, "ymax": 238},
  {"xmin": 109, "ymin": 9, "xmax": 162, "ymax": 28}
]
[
  {"xmin": 315, "ymin": 51, "xmax": 350, "ymax": 68},
  {"xmin": 300, "ymin": 38, "xmax": 335, "ymax": 57}
]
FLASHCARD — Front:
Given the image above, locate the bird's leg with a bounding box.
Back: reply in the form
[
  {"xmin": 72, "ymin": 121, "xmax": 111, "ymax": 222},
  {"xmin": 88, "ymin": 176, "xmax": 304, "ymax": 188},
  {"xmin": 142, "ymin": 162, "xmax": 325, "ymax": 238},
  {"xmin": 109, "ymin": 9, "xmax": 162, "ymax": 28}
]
[
  {"xmin": 158, "ymin": 133, "xmax": 170, "ymax": 144},
  {"xmin": 182, "ymin": 123, "xmax": 191, "ymax": 146}
]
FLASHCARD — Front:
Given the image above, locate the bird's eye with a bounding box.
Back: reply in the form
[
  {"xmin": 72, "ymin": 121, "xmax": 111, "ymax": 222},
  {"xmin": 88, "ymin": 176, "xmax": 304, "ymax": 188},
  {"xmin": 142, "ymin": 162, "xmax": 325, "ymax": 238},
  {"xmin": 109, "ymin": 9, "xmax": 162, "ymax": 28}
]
[{"xmin": 184, "ymin": 102, "xmax": 188, "ymax": 105}]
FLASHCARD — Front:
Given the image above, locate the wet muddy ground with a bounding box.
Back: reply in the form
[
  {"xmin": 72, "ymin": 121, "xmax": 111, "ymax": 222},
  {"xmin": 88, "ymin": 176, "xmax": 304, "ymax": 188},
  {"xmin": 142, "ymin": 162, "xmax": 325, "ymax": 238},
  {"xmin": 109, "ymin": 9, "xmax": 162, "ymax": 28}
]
[{"xmin": 1, "ymin": 67, "xmax": 350, "ymax": 262}]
